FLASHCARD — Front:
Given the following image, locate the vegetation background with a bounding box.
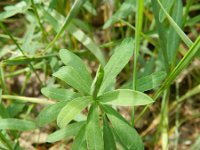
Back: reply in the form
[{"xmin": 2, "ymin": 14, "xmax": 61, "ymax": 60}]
[{"xmin": 0, "ymin": 0, "xmax": 200, "ymax": 149}]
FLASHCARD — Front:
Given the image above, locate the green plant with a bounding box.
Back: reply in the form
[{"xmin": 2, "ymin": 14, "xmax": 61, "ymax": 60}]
[{"xmin": 38, "ymin": 40, "xmax": 154, "ymax": 149}]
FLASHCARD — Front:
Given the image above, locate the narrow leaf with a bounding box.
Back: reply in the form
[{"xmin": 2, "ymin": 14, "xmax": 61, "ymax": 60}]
[
  {"xmin": 59, "ymin": 49, "xmax": 92, "ymax": 86},
  {"xmin": 86, "ymin": 103, "xmax": 104, "ymax": 150},
  {"xmin": 99, "ymin": 38, "xmax": 134, "ymax": 94},
  {"xmin": 98, "ymin": 89, "xmax": 154, "ymax": 106},
  {"xmin": 103, "ymin": 116, "xmax": 117, "ymax": 150},
  {"xmin": 47, "ymin": 121, "xmax": 86, "ymax": 143},
  {"xmin": 0, "ymin": 119, "xmax": 36, "ymax": 131},
  {"xmin": 41, "ymin": 87, "xmax": 80, "ymax": 101},
  {"xmin": 57, "ymin": 96, "xmax": 92, "ymax": 128},
  {"xmin": 53, "ymin": 66, "xmax": 90, "ymax": 95},
  {"xmin": 37, "ymin": 101, "xmax": 68, "ymax": 127}
]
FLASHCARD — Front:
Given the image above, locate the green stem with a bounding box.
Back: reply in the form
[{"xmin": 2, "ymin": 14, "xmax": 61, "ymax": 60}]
[
  {"xmin": 132, "ymin": 0, "xmax": 144, "ymax": 125},
  {"xmin": 1, "ymin": 95, "xmax": 54, "ymax": 104}
]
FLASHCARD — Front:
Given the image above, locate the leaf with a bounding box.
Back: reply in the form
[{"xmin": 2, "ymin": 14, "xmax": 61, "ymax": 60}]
[
  {"xmin": 103, "ymin": 116, "xmax": 117, "ymax": 150},
  {"xmin": 47, "ymin": 121, "xmax": 86, "ymax": 143},
  {"xmin": 53, "ymin": 66, "xmax": 90, "ymax": 95},
  {"xmin": 57, "ymin": 96, "xmax": 92, "ymax": 128},
  {"xmin": 90, "ymin": 65, "xmax": 104, "ymax": 98},
  {"xmin": 45, "ymin": 0, "xmax": 87, "ymax": 50},
  {"xmin": 41, "ymin": 87, "xmax": 80, "ymax": 101},
  {"xmin": 137, "ymin": 71, "xmax": 167, "ymax": 92},
  {"xmin": 156, "ymin": 0, "xmax": 193, "ymax": 48},
  {"xmin": 167, "ymin": 0, "xmax": 183, "ymax": 64},
  {"xmin": 155, "ymin": 36, "xmax": 200, "ymax": 99},
  {"xmin": 98, "ymin": 89, "xmax": 154, "ymax": 106},
  {"xmin": 67, "ymin": 24, "xmax": 106, "ymax": 65},
  {"xmin": 0, "ymin": 104, "xmax": 9, "ymax": 118},
  {"xmin": 71, "ymin": 125, "xmax": 87, "ymax": 150},
  {"xmin": 102, "ymin": 105, "xmax": 144, "ymax": 150},
  {"xmin": 103, "ymin": 0, "xmax": 136, "ymax": 29},
  {"xmin": 59, "ymin": 49, "xmax": 92, "ymax": 86},
  {"xmin": 37, "ymin": 101, "xmax": 68, "ymax": 127},
  {"xmin": 0, "ymin": 119, "xmax": 36, "ymax": 131},
  {"xmin": 0, "ymin": 1, "xmax": 30, "ymax": 21},
  {"xmin": 159, "ymin": 0, "xmax": 175, "ymax": 22},
  {"xmin": 99, "ymin": 38, "xmax": 134, "ymax": 94},
  {"xmin": 86, "ymin": 103, "xmax": 104, "ymax": 150}
]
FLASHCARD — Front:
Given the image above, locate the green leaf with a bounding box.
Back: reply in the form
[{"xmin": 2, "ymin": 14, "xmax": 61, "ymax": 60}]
[
  {"xmin": 156, "ymin": 0, "xmax": 193, "ymax": 48},
  {"xmin": 99, "ymin": 38, "xmax": 134, "ymax": 94},
  {"xmin": 45, "ymin": 0, "xmax": 87, "ymax": 51},
  {"xmin": 98, "ymin": 89, "xmax": 154, "ymax": 106},
  {"xmin": 0, "ymin": 1, "xmax": 30, "ymax": 21},
  {"xmin": 0, "ymin": 104, "xmax": 9, "ymax": 118},
  {"xmin": 103, "ymin": 0, "xmax": 136, "ymax": 29},
  {"xmin": 47, "ymin": 121, "xmax": 86, "ymax": 143},
  {"xmin": 90, "ymin": 65, "xmax": 104, "ymax": 98},
  {"xmin": 37, "ymin": 101, "xmax": 68, "ymax": 127},
  {"xmin": 67, "ymin": 24, "xmax": 106, "ymax": 66},
  {"xmin": 102, "ymin": 105, "xmax": 144, "ymax": 150},
  {"xmin": 71, "ymin": 125, "xmax": 87, "ymax": 150},
  {"xmin": 57, "ymin": 96, "xmax": 92, "ymax": 128},
  {"xmin": 167, "ymin": 0, "xmax": 183, "ymax": 64},
  {"xmin": 41, "ymin": 87, "xmax": 80, "ymax": 101},
  {"xmin": 159, "ymin": 0, "xmax": 175, "ymax": 22},
  {"xmin": 59, "ymin": 49, "xmax": 92, "ymax": 86},
  {"xmin": 155, "ymin": 36, "xmax": 200, "ymax": 99},
  {"xmin": 53, "ymin": 66, "xmax": 90, "ymax": 95},
  {"xmin": 137, "ymin": 71, "xmax": 167, "ymax": 92},
  {"xmin": 86, "ymin": 103, "xmax": 104, "ymax": 150},
  {"xmin": 0, "ymin": 119, "xmax": 36, "ymax": 131},
  {"xmin": 103, "ymin": 116, "xmax": 117, "ymax": 150}
]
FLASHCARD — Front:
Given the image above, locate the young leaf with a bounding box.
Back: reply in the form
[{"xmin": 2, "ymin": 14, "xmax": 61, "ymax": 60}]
[
  {"xmin": 0, "ymin": 104, "xmax": 9, "ymax": 118},
  {"xmin": 57, "ymin": 96, "xmax": 92, "ymax": 128},
  {"xmin": 71, "ymin": 125, "xmax": 87, "ymax": 150},
  {"xmin": 47, "ymin": 121, "xmax": 86, "ymax": 143},
  {"xmin": 90, "ymin": 65, "xmax": 104, "ymax": 98},
  {"xmin": 103, "ymin": 116, "xmax": 117, "ymax": 150},
  {"xmin": 86, "ymin": 103, "xmax": 104, "ymax": 150},
  {"xmin": 41, "ymin": 87, "xmax": 80, "ymax": 101},
  {"xmin": 98, "ymin": 89, "xmax": 154, "ymax": 106},
  {"xmin": 0, "ymin": 119, "xmax": 36, "ymax": 131},
  {"xmin": 37, "ymin": 101, "xmax": 68, "ymax": 127},
  {"xmin": 53, "ymin": 66, "xmax": 90, "ymax": 95},
  {"xmin": 102, "ymin": 105, "xmax": 144, "ymax": 150},
  {"xmin": 99, "ymin": 38, "xmax": 134, "ymax": 94},
  {"xmin": 59, "ymin": 49, "xmax": 92, "ymax": 86}
]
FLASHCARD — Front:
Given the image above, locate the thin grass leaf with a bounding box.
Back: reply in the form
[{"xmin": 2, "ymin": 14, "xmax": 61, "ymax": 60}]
[
  {"xmin": 159, "ymin": 0, "xmax": 176, "ymax": 22},
  {"xmin": 67, "ymin": 24, "xmax": 106, "ymax": 65},
  {"xmin": 41, "ymin": 87, "xmax": 80, "ymax": 101},
  {"xmin": 57, "ymin": 96, "xmax": 92, "ymax": 128},
  {"xmin": 103, "ymin": 0, "xmax": 136, "ymax": 29},
  {"xmin": 53, "ymin": 66, "xmax": 90, "ymax": 95},
  {"xmin": 59, "ymin": 49, "xmax": 92, "ymax": 86},
  {"xmin": 0, "ymin": 119, "xmax": 36, "ymax": 131},
  {"xmin": 44, "ymin": 0, "xmax": 87, "ymax": 51},
  {"xmin": 155, "ymin": 36, "xmax": 200, "ymax": 99},
  {"xmin": 83, "ymin": 1, "xmax": 97, "ymax": 16},
  {"xmin": 156, "ymin": 0, "xmax": 193, "ymax": 47},
  {"xmin": 99, "ymin": 38, "xmax": 134, "ymax": 94},
  {"xmin": 98, "ymin": 89, "xmax": 154, "ymax": 106},
  {"xmin": 47, "ymin": 121, "xmax": 86, "ymax": 143},
  {"xmin": 86, "ymin": 103, "xmax": 104, "ymax": 150}
]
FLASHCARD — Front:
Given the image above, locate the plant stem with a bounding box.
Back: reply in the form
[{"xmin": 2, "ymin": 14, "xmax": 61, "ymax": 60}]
[
  {"xmin": 1, "ymin": 95, "xmax": 54, "ymax": 104},
  {"xmin": 132, "ymin": 0, "xmax": 144, "ymax": 125}
]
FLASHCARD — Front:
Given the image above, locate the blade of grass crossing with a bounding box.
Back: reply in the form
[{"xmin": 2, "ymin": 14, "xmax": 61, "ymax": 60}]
[
  {"xmin": 44, "ymin": 0, "xmax": 87, "ymax": 53},
  {"xmin": 156, "ymin": 0, "xmax": 193, "ymax": 47}
]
